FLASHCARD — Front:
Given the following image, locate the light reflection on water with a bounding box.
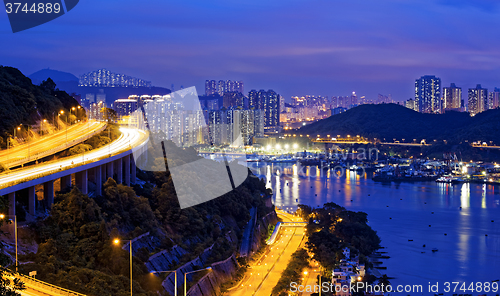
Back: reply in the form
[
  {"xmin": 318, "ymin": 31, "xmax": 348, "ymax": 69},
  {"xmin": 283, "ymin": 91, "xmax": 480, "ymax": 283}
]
[{"xmin": 247, "ymin": 162, "xmax": 500, "ymax": 295}]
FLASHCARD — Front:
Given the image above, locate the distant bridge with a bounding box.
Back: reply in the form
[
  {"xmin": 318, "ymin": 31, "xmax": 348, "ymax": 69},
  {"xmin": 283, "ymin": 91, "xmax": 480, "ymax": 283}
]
[{"xmin": 312, "ymin": 139, "xmax": 430, "ymax": 147}]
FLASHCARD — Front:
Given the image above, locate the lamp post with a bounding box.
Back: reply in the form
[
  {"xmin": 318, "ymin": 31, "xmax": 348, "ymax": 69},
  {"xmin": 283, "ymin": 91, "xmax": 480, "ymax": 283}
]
[
  {"xmin": 76, "ymin": 106, "xmax": 81, "ymax": 123},
  {"xmin": 27, "ymin": 125, "xmax": 30, "ymax": 161},
  {"xmin": 70, "ymin": 107, "xmax": 76, "ymax": 125},
  {"xmin": 14, "ymin": 126, "xmax": 20, "ymax": 139},
  {"xmin": 151, "ymin": 270, "xmax": 177, "ymax": 296},
  {"xmin": 0, "ymin": 214, "xmax": 17, "ymax": 272},
  {"xmin": 40, "ymin": 119, "xmax": 46, "ymax": 136},
  {"xmin": 113, "ymin": 238, "xmax": 133, "ymax": 296},
  {"xmin": 60, "ymin": 110, "xmax": 68, "ymax": 145},
  {"xmin": 318, "ymin": 265, "xmax": 323, "ymax": 296},
  {"xmin": 184, "ymin": 267, "xmax": 212, "ymax": 296}
]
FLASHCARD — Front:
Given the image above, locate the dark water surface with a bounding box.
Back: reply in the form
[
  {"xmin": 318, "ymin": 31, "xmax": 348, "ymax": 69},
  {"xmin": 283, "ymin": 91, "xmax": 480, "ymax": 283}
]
[{"xmin": 249, "ymin": 162, "xmax": 500, "ymax": 295}]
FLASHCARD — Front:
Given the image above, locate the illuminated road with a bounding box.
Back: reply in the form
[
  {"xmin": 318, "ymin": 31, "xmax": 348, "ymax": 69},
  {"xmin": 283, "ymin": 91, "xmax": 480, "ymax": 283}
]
[
  {"xmin": 0, "ymin": 121, "xmax": 106, "ymax": 168},
  {"xmin": 227, "ymin": 211, "xmax": 306, "ymax": 296},
  {"xmin": 0, "ymin": 127, "xmax": 147, "ymax": 190},
  {"xmin": 7, "ymin": 272, "xmax": 85, "ymax": 296},
  {"xmin": 313, "ymin": 140, "xmax": 429, "ymax": 147},
  {"xmin": 472, "ymin": 144, "xmax": 500, "ymax": 149}
]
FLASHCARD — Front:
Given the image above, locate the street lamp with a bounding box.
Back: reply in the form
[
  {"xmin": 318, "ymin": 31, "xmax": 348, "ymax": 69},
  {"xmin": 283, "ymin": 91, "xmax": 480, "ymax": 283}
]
[
  {"xmin": 0, "ymin": 214, "xmax": 17, "ymax": 272},
  {"xmin": 113, "ymin": 238, "xmax": 133, "ymax": 296},
  {"xmin": 14, "ymin": 126, "xmax": 20, "ymax": 139},
  {"xmin": 151, "ymin": 270, "xmax": 177, "ymax": 296},
  {"xmin": 9, "ymin": 126, "xmax": 22, "ymax": 154},
  {"xmin": 40, "ymin": 119, "xmax": 47, "ymax": 136},
  {"xmin": 184, "ymin": 267, "xmax": 212, "ymax": 296},
  {"xmin": 60, "ymin": 110, "xmax": 68, "ymax": 144},
  {"xmin": 71, "ymin": 107, "xmax": 76, "ymax": 125}
]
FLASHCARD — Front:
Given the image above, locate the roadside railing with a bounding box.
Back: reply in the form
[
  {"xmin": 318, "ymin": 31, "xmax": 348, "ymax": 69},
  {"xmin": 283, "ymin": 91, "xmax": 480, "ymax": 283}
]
[
  {"xmin": 17, "ymin": 272, "xmax": 86, "ymax": 296},
  {"xmin": 1, "ymin": 266, "xmax": 86, "ymax": 296}
]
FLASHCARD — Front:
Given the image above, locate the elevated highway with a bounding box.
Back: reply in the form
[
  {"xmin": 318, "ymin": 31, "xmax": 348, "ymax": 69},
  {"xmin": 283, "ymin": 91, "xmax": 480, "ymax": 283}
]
[
  {"xmin": 0, "ymin": 121, "xmax": 106, "ymax": 169},
  {"xmin": 0, "ymin": 127, "xmax": 148, "ymax": 217}
]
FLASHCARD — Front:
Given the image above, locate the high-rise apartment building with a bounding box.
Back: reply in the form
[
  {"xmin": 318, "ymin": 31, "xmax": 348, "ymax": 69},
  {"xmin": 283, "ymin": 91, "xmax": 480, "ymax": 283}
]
[
  {"xmin": 222, "ymin": 91, "xmax": 244, "ymax": 108},
  {"xmin": 415, "ymin": 75, "xmax": 441, "ymax": 113},
  {"xmin": 247, "ymin": 89, "xmax": 280, "ymax": 128},
  {"xmin": 217, "ymin": 80, "xmax": 225, "ymax": 96},
  {"xmin": 405, "ymin": 99, "xmax": 416, "ymax": 111},
  {"xmin": 248, "ymin": 90, "xmax": 258, "ymax": 108},
  {"xmin": 468, "ymin": 84, "xmax": 488, "ymax": 116},
  {"xmin": 279, "ymin": 95, "xmax": 285, "ymax": 114},
  {"xmin": 113, "ymin": 98, "xmax": 138, "ymax": 117},
  {"xmin": 264, "ymin": 90, "xmax": 280, "ymax": 128},
  {"xmin": 234, "ymin": 81, "xmax": 244, "ymax": 94},
  {"xmin": 489, "ymin": 88, "xmax": 500, "ymax": 110},
  {"xmin": 207, "ymin": 108, "xmax": 263, "ymax": 146},
  {"xmin": 205, "ymin": 80, "xmax": 218, "ymax": 96},
  {"xmin": 206, "ymin": 80, "xmax": 244, "ymax": 96},
  {"xmin": 442, "ymin": 83, "xmax": 462, "ymax": 111},
  {"xmin": 79, "ymin": 69, "xmax": 151, "ymax": 87},
  {"xmin": 350, "ymin": 92, "xmax": 358, "ymax": 107}
]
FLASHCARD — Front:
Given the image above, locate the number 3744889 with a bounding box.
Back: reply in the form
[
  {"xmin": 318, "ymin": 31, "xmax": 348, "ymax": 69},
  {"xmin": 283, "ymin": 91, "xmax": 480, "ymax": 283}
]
[
  {"xmin": 443, "ymin": 281, "xmax": 498, "ymax": 293},
  {"xmin": 6, "ymin": 2, "xmax": 62, "ymax": 14}
]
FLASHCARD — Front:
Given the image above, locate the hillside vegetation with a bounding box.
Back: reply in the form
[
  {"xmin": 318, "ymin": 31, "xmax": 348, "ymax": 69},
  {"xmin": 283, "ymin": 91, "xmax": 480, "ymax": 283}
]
[
  {"xmin": 0, "ymin": 66, "xmax": 82, "ymax": 148},
  {"xmin": 14, "ymin": 141, "xmax": 273, "ymax": 296}
]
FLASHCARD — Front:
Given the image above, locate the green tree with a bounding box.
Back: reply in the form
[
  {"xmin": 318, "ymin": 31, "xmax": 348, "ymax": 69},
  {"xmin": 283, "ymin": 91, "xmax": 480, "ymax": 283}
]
[
  {"xmin": 0, "ymin": 269, "xmax": 25, "ymax": 296},
  {"xmin": 0, "ymin": 196, "xmax": 25, "ymax": 296},
  {"xmin": 40, "ymin": 78, "xmax": 56, "ymax": 93}
]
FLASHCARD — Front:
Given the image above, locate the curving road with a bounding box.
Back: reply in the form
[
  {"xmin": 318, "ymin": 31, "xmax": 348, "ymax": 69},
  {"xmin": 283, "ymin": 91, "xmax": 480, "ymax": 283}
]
[
  {"xmin": 227, "ymin": 210, "xmax": 306, "ymax": 296},
  {"xmin": 0, "ymin": 121, "xmax": 106, "ymax": 168},
  {"xmin": 0, "ymin": 127, "xmax": 147, "ymax": 190}
]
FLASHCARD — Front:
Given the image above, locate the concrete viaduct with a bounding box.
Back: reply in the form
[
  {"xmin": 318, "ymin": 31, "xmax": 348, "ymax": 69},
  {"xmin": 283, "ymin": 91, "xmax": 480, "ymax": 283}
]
[{"xmin": 0, "ymin": 129, "xmax": 149, "ymax": 218}]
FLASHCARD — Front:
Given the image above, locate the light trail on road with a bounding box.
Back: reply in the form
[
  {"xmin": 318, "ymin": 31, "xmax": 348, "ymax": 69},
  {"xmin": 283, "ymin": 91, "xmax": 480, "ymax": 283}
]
[
  {"xmin": 0, "ymin": 128, "xmax": 147, "ymax": 189},
  {"xmin": 227, "ymin": 211, "xmax": 306, "ymax": 296},
  {"xmin": 0, "ymin": 121, "xmax": 106, "ymax": 168}
]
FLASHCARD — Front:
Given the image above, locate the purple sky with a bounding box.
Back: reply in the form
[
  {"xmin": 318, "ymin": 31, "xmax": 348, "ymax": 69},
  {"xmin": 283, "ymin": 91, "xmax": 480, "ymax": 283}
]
[{"xmin": 1, "ymin": 0, "xmax": 500, "ymax": 101}]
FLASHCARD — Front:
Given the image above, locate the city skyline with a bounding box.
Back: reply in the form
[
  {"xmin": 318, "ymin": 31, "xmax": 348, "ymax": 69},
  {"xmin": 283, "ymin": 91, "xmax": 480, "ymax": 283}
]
[
  {"xmin": 2, "ymin": 0, "xmax": 500, "ymax": 101},
  {"xmin": 2, "ymin": 1, "xmax": 500, "ymax": 295}
]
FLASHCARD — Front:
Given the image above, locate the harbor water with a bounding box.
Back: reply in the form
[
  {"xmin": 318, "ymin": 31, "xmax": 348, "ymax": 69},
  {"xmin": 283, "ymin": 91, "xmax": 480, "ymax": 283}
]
[{"xmin": 248, "ymin": 162, "xmax": 500, "ymax": 295}]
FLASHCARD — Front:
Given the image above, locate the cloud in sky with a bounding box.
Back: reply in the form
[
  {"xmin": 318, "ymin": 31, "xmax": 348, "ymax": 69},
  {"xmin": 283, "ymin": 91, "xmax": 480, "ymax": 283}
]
[{"xmin": 1, "ymin": 0, "xmax": 500, "ymax": 100}]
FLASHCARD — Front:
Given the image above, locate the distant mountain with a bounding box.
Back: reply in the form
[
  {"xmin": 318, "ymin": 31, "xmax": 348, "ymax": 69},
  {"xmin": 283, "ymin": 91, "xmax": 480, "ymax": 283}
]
[
  {"xmin": 0, "ymin": 66, "xmax": 80, "ymax": 144},
  {"xmin": 29, "ymin": 68, "xmax": 79, "ymax": 85},
  {"xmin": 299, "ymin": 104, "xmax": 500, "ymax": 144}
]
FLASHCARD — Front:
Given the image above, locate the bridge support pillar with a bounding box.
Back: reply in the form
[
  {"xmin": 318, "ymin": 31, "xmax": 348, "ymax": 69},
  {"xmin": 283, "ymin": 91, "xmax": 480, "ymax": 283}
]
[
  {"xmin": 101, "ymin": 165, "xmax": 106, "ymax": 184},
  {"xmin": 61, "ymin": 174, "xmax": 72, "ymax": 190},
  {"xmin": 95, "ymin": 166, "xmax": 102, "ymax": 196},
  {"xmin": 28, "ymin": 186, "xmax": 36, "ymax": 216},
  {"xmin": 75, "ymin": 170, "xmax": 88, "ymax": 195},
  {"xmin": 107, "ymin": 161, "xmax": 114, "ymax": 181},
  {"xmin": 8, "ymin": 192, "xmax": 15, "ymax": 216},
  {"xmin": 44, "ymin": 181, "xmax": 54, "ymax": 209},
  {"xmin": 131, "ymin": 155, "xmax": 136, "ymax": 184},
  {"xmin": 115, "ymin": 158, "xmax": 123, "ymax": 184},
  {"xmin": 125, "ymin": 155, "xmax": 131, "ymax": 186}
]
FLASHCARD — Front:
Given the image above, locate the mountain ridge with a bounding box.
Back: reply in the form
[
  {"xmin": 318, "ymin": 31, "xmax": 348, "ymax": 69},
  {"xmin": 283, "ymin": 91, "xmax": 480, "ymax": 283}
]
[{"xmin": 298, "ymin": 103, "xmax": 500, "ymax": 144}]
